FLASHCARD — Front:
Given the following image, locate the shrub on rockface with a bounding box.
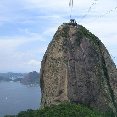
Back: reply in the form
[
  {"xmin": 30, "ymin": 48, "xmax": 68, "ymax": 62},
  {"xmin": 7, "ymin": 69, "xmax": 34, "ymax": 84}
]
[{"xmin": 5, "ymin": 102, "xmax": 115, "ymax": 117}]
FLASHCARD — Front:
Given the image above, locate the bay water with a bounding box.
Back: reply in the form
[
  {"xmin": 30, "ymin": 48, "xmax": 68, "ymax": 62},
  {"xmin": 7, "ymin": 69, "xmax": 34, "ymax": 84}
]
[{"xmin": 0, "ymin": 81, "xmax": 41, "ymax": 117}]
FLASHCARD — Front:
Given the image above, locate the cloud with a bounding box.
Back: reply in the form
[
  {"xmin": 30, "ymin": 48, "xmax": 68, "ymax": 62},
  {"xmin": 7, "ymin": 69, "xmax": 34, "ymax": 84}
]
[
  {"xmin": 0, "ymin": 0, "xmax": 117, "ymax": 72},
  {"xmin": 0, "ymin": 33, "xmax": 45, "ymax": 72},
  {"xmin": 23, "ymin": 0, "xmax": 68, "ymax": 9},
  {"xmin": 27, "ymin": 59, "xmax": 40, "ymax": 66}
]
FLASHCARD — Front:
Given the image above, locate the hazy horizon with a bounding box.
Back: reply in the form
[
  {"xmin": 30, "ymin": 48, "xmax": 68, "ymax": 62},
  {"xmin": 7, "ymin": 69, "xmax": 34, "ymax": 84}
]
[{"xmin": 0, "ymin": 71, "xmax": 39, "ymax": 73}]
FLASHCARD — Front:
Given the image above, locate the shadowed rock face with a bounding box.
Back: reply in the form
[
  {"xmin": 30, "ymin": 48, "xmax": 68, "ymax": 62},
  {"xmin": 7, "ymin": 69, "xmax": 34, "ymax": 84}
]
[{"xmin": 40, "ymin": 23, "xmax": 117, "ymax": 113}]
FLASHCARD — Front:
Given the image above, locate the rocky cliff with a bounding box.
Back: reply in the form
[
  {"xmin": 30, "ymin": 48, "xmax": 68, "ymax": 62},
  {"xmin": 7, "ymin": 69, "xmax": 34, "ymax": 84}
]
[{"xmin": 40, "ymin": 22, "xmax": 117, "ymax": 114}]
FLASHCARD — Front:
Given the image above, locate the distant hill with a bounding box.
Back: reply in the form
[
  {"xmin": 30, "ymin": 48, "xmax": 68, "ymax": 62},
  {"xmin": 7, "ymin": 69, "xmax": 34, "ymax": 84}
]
[
  {"xmin": 0, "ymin": 72, "xmax": 26, "ymax": 81},
  {"xmin": 0, "ymin": 71, "xmax": 39, "ymax": 86},
  {"xmin": 20, "ymin": 71, "xmax": 39, "ymax": 86}
]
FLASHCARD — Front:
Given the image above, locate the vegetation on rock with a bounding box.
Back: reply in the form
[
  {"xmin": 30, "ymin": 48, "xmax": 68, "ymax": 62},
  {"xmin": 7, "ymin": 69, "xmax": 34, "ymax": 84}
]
[{"xmin": 5, "ymin": 102, "xmax": 116, "ymax": 117}]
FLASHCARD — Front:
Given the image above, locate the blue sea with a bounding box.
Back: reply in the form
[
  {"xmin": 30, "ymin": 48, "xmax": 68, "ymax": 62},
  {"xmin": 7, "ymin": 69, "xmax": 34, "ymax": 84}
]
[{"xmin": 0, "ymin": 81, "xmax": 41, "ymax": 117}]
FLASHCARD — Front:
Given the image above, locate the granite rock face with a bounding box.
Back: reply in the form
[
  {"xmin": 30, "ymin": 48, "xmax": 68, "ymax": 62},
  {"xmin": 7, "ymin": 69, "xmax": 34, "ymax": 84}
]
[{"xmin": 40, "ymin": 23, "xmax": 117, "ymax": 113}]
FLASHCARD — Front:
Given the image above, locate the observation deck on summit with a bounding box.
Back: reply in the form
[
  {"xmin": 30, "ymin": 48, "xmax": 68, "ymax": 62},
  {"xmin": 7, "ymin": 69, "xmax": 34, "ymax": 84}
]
[{"xmin": 69, "ymin": 19, "xmax": 77, "ymax": 26}]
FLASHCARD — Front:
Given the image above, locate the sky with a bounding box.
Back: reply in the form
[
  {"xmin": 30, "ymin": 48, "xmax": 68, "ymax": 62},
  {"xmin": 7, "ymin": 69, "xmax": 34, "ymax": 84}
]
[{"xmin": 0, "ymin": 0, "xmax": 117, "ymax": 73}]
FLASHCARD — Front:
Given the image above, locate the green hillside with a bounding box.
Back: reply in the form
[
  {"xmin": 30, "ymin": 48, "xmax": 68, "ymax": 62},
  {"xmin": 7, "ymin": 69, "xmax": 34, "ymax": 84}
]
[{"xmin": 5, "ymin": 102, "xmax": 115, "ymax": 117}]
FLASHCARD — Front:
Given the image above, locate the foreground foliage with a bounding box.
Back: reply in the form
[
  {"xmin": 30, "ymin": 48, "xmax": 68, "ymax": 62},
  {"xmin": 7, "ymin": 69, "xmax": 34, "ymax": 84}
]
[{"xmin": 4, "ymin": 102, "xmax": 115, "ymax": 117}]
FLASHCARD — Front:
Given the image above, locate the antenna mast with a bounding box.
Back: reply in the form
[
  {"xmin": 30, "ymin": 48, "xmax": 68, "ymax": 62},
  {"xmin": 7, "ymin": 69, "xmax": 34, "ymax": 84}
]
[
  {"xmin": 69, "ymin": 0, "xmax": 77, "ymax": 25},
  {"xmin": 69, "ymin": 0, "xmax": 73, "ymax": 19}
]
